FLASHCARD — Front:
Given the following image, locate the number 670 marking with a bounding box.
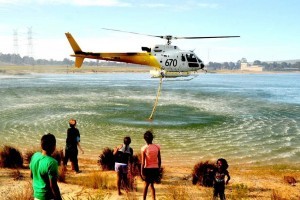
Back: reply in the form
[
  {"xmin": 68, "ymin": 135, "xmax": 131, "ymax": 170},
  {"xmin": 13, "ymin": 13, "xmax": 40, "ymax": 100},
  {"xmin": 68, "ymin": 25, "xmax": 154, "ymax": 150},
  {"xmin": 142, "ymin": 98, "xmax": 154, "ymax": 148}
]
[{"xmin": 165, "ymin": 59, "xmax": 177, "ymax": 67}]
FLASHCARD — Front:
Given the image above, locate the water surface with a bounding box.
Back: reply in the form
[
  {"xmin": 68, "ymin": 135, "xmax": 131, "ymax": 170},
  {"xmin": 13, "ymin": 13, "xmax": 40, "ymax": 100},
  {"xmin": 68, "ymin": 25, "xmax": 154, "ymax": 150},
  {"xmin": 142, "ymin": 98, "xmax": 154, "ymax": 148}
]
[{"xmin": 1, "ymin": 73, "xmax": 299, "ymax": 166}]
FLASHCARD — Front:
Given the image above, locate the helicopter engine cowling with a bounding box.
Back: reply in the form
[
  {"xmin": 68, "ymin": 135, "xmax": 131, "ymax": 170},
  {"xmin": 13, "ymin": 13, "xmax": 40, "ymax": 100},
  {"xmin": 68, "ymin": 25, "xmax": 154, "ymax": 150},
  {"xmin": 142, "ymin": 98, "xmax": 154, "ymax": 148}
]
[{"xmin": 142, "ymin": 47, "xmax": 151, "ymax": 52}]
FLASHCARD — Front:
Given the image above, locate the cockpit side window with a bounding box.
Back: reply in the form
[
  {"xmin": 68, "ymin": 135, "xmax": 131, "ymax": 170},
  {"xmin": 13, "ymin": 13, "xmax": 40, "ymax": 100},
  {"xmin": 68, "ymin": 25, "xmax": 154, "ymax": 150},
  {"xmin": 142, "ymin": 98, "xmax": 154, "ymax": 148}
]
[{"xmin": 181, "ymin": 54, "xmax": 186, "ymax": 61}]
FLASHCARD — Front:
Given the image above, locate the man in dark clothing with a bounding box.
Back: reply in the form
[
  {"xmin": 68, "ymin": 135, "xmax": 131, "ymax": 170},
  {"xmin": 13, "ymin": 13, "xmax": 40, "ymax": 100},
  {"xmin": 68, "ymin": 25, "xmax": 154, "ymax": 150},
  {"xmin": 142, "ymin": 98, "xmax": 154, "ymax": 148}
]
[{"xmin": 63, "ymin": 119, "xmax": 84, "ymax": 173}]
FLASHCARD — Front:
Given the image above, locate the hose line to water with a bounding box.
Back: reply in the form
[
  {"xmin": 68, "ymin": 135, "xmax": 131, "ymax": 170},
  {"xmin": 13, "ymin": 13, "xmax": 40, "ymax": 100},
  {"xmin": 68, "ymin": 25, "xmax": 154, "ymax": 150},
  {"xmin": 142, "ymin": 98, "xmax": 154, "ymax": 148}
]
[{"xmin": 149, "ymin": 76, "xmax": 163, "ymax": 120}]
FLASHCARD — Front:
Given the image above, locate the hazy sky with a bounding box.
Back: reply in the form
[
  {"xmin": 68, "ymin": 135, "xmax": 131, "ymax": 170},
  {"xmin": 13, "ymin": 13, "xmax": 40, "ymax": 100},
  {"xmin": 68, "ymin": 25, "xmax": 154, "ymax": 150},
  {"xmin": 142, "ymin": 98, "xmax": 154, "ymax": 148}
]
[{"xmin": 0, "ymin": 0, "xmax": 299, "ymax": 63}]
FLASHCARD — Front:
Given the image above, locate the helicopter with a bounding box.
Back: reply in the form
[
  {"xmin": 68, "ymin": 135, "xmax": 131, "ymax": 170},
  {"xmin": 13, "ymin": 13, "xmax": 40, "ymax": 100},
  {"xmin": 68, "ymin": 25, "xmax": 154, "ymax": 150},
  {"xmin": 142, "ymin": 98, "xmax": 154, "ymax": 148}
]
[{"xmin": 65, "ymin": 29, "xmax": 239, "ymax": 119}]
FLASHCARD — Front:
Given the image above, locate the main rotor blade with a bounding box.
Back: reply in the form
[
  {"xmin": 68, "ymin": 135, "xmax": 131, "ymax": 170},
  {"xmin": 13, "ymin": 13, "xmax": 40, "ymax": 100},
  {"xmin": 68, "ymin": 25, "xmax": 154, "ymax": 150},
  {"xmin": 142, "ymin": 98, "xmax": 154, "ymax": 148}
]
[
  {"xmin": 102, "ymin": 28, "xmax": 163, "ymax": 39},
  {"xmin": 102, "ymin": 28, "xmax": 240, "ymax": 43},
  {"xmin": 174, "ymin": 36, "xmax": 240, "ymax": 39}
]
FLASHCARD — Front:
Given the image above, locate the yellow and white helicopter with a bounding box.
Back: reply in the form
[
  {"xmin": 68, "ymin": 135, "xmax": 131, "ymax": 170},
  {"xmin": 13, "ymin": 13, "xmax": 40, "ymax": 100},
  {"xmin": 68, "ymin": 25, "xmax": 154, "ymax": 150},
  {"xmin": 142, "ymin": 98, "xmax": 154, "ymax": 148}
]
[{"xmin": 65, "ymin": 29, "xmax": 239, "ymax": 119}]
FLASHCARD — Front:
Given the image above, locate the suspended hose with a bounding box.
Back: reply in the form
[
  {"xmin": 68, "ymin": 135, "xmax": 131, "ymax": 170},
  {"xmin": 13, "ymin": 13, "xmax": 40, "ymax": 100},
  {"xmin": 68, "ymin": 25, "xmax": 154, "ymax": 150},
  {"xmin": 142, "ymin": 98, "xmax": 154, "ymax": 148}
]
[{"xmin": 149, "ymin": 76, "xmax": 163, "ymax": 120}]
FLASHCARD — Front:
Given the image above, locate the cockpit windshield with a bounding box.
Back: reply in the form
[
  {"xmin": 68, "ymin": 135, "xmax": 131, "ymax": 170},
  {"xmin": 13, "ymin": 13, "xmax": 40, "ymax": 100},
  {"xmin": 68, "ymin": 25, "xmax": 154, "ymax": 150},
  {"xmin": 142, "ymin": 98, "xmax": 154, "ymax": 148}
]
[{"xmin": 186, "ymin": 53, "xmax": 198, "ymax": 63}]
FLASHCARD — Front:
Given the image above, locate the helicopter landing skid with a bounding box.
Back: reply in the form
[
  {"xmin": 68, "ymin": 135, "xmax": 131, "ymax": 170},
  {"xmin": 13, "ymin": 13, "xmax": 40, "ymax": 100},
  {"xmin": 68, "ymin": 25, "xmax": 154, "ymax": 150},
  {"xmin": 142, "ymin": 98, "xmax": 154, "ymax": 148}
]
[{"xmin": 163, "ymin": 74, "xmax": 198, "ymax": 81}]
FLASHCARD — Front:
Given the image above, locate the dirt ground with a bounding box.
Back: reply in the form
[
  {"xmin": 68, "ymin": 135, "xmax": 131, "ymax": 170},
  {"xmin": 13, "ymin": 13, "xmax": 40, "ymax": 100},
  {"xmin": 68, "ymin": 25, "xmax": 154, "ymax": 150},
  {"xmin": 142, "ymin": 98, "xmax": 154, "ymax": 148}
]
[{"xmin": 1, "ymin": 158, "xmax": 300, "ymax": 200}]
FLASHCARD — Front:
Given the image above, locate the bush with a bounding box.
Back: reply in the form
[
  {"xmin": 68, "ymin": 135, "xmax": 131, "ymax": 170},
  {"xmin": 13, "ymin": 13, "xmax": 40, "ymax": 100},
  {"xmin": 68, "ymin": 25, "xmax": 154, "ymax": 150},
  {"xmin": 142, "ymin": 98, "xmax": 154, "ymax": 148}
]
[
  {"xmin": 192, "ymin": 160, "xmax": 215, "ymax": 187},
  {"xmin": 131, "ymin": 153, "xmax": 141, "ymax": 176},
  {"xmin": 23, "ymin": 149, "xmax": 38, "ymax": 165},
  {"xmin": 58, "ymin": 165, "xmax": 66, "ymax": 183},
  {"xmin": 24, "ymin": 148, "xmax": 63, "ymax": 166},
  {"xmin": 98, "ymin": 147, "xmax": 115, "ymax": 171},
  {"xmin": 0, "ymin": 145, "xmax": 23, "ymax": 168},
  {"xmin": 52, "ymin": 149, "xmax": 64, "ymax": 166}
]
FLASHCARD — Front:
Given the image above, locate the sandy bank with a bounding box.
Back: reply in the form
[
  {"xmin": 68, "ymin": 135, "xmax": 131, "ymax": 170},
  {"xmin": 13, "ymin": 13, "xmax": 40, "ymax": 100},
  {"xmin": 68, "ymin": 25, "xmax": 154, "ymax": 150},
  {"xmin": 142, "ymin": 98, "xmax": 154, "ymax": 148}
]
[{"xmin": 1, "ymin": 157, "xmax": 300, "ymax": 200}]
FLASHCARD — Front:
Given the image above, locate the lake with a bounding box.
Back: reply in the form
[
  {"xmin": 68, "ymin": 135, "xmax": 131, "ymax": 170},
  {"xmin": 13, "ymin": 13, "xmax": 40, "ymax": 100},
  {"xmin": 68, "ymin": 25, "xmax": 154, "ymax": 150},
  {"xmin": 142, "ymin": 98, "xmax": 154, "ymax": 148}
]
[{"xmin": 1, "ymin": 73, "xmax": 299, "ymax": 166}]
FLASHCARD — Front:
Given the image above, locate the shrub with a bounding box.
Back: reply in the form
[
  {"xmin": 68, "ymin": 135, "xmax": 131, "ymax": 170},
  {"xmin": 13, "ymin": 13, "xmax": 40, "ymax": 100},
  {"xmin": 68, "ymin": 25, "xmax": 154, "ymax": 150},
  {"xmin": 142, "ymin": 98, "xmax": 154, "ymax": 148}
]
[
  {"xmin": 98, "ymin": 147, "xmax": 115, "ymax": 171},
  {"xmin": 192, "ymin": 160, "xmax": 215, "ymax": 187},
  {"xmin": 23, "ymin": 149, "xmax": 38, "ymax": 165},
  {"xmin": 24, "ymin": 148, "xmax": 64, "ymax": 166},
  {"xmin": 0, "ymin": 145, "xmax": 23, "ymax": 168},
  {"xmin": 131, "ymin": 153, "xmax": 141, "ymax": 176},
  {"xmin": 58, "ymin": 165, "xmax": 66, "ymax": 183},
  {"xmin": 52, "ymin": 149, "xmax": 64, "ymax": 166}
]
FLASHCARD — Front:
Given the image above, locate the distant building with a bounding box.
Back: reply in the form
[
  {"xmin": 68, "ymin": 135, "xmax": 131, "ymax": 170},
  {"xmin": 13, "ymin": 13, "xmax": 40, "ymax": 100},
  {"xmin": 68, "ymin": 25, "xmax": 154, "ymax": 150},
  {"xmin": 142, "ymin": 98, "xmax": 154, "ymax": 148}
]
[{"xmin": 240, "ymin": 62, "xmax": 263, "ymax": 72}]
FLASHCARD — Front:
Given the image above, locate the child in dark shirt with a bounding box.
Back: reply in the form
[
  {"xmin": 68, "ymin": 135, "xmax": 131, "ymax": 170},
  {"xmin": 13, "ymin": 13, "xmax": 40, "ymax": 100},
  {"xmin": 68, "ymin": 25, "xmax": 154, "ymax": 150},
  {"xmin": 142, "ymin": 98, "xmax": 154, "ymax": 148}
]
[
  {"xmin": 113, "ymin": 136, "xmax": 133, "ymax": 195},
  {"xmin": 213, "ymin": 158, "xmax": 230, "ymax": 200}
]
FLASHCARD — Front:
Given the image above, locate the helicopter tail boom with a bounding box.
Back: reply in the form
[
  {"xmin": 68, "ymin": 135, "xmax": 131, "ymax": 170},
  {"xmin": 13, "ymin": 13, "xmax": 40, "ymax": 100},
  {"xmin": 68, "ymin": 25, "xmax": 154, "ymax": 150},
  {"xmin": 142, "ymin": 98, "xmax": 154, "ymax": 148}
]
[{"xmin": 65, "ymin": 32, "xmax": 161, "ymax": 69}]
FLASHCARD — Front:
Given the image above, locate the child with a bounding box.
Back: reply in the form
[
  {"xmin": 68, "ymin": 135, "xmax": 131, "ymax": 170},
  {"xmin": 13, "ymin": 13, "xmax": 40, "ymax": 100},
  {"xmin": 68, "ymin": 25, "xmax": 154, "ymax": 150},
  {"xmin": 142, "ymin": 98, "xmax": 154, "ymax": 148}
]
[
  {"xmin": 141, "ymin": 130, "xmax": 161, "ymax": 200},
  {"xmin": 30, "ymin": 133, "xmax": 62, "ymax": 200},
  {"xmin": 113, "ymin": 136, "xmax": 133, "ymax": 195},
  {"xmin": 213, "ymin": 158, "xmax": 230, "ymax": 200}
]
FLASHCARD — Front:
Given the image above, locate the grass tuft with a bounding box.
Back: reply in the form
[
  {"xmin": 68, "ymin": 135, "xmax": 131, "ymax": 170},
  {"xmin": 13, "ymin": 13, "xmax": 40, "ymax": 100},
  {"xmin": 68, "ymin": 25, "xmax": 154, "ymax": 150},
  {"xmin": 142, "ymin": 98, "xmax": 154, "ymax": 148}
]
[
  {"xmin": 98, "ymin": 147, "xmax": 115, "ymax": 171},
  {"xmin": 228, "ymin": 183, "xmax": 249, "ymax": 199},
  {"xmin": 271, "ymin": 189, "xmax": 285, "ymax": 200},
  {"xmin": 0, "ymin": 145, "xmax": 23, "ymax": 168},
  {"xmin": 164, "ymin": 181, "xmax": 203, "ymax": 200},
  {"xmin": 192, "ymin": 160, "xmax": 215, "ymax": 186}
]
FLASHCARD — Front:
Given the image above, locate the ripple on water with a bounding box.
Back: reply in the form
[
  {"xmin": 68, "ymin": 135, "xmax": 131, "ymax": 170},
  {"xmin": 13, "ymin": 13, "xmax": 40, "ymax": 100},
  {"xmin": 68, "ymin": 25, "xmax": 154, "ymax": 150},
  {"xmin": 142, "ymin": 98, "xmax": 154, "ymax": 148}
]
[{"xmin": 1, "ymin": 73, "xmax": 300, "ymax": 165}]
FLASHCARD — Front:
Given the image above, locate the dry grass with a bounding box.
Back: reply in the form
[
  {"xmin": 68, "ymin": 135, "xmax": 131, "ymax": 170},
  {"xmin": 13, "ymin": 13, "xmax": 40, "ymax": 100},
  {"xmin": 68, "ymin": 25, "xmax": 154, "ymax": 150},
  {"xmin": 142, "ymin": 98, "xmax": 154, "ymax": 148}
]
[
  {"xmin": 1, "ymin": 148, "xmax": 300, "ymax": 200},
  {"xmin": 0, "ymin": 65, "xmax": 150, "ymax": 74},
  {"xmin": 67, "ymin": 170, "xmax": 116, "ymax": 190},
  {"xmin": 163, "ymin": 181, "xmax": 206, "ymax": 200},
  {"xmin": 5, "ymin": 181, "xmax": 33, "ymax": 200}
]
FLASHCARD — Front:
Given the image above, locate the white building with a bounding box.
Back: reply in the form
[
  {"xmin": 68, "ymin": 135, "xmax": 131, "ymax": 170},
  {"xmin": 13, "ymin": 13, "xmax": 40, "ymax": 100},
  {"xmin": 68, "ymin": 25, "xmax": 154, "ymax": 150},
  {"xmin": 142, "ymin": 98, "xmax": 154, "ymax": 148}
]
[{"xmin": 240, "ymin": 62, "xmax": 263, "ymax": 72}]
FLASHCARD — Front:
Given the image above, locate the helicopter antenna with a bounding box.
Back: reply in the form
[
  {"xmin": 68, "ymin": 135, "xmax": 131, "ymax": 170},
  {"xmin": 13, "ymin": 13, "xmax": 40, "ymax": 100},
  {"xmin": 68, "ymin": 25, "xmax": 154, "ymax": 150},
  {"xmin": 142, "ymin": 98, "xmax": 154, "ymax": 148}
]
[{"xmin": 102, "ymin": 28, "xmax": 240, "ymax": 45}]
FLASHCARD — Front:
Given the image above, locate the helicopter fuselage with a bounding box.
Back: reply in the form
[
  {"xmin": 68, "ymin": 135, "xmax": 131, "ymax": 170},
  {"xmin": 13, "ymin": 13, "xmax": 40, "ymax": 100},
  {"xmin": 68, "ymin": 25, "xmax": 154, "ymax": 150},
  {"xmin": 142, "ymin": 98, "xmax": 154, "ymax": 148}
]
[
  {"xmin": 147, "ymin": 44, "xmax": 204, "ymax": 77},
  {"xmin": 65, "ymin": 32, "xmax": 204, "ymax": 78}
]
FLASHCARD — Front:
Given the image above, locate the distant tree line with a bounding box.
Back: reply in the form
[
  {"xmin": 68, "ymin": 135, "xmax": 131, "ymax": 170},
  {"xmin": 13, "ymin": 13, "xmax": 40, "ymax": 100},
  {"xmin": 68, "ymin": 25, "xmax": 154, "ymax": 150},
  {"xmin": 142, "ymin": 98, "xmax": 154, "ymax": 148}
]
[
  {"xmin": 0, "ymin": 53, "xmax": 130, "ymax": 67},
  {"xmin": 207, "ymin": 59, "xmax": 300, "ymax": 71},
  {"xmin": 1, "ymin": 52, "xmax": 300, "ymax": 71}
]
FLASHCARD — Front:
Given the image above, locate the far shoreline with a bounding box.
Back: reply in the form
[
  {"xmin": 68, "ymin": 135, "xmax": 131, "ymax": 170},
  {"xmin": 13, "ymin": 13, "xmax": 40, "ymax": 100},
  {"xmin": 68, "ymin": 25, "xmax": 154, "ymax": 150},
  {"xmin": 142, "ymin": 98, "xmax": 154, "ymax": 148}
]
[{"xmin": 1, "ymin": 65, "xmax": 300, "ymax": 75}]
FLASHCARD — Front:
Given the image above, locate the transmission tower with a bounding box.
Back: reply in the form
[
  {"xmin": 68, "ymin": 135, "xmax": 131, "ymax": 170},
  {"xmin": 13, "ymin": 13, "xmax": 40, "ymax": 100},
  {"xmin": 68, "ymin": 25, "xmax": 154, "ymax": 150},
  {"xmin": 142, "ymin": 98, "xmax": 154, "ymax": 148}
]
[
  {"xmin": 27, "ymin": 27, "xmax": 34, "ymax": 58},
  {"xmin": 13, "ymin": 29, "xmax": 19, "ymax": 55},
  {"xmin": 11, "ymin": 29, "xmax": 20, "ymax": 64}
]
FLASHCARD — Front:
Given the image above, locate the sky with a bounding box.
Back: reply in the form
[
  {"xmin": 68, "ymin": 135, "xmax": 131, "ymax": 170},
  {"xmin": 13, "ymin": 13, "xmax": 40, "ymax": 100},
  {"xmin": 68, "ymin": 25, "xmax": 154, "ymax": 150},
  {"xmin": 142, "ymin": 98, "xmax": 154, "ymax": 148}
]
[{"xmin": 0, "ymin": 0, "xmax": 299, "ymax": 63}]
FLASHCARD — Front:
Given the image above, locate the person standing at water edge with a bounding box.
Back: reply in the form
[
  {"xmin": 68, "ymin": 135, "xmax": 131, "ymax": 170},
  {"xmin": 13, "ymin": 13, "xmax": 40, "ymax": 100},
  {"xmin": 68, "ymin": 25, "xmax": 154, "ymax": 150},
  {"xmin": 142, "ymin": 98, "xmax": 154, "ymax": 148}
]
[
  {"xmin": 113, "ymin": 136, "xmax": 133, "ymax": 195},
  {"xmin": 141, "ymin": 130, "xmax": 161, "ymax": 200},
  {"xmin": 30, "ymin": 133, "xmax": 62, "ymax": 200},
  {"xmin": 63, "ymin": 119, "xmax": 84, "ymax": 173},
  {"xmin": 213, "ymin": 158, "xmax": 230, "ymax": 200}
]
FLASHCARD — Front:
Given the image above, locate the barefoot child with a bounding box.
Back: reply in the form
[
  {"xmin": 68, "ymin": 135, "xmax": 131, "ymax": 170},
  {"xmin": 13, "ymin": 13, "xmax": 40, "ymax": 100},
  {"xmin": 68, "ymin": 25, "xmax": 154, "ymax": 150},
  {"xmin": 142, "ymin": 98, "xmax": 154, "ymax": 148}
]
[
  {"xmin": 113, "ymin": 136, "xmax": 133, "ymax": 195},
  {"xmin": 213, "ymin": 158, "xmax": 230, "ymax": 200},
  {"xmin": 141, "ymin": 130, "xmax": 161, "ymax": 200}
]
